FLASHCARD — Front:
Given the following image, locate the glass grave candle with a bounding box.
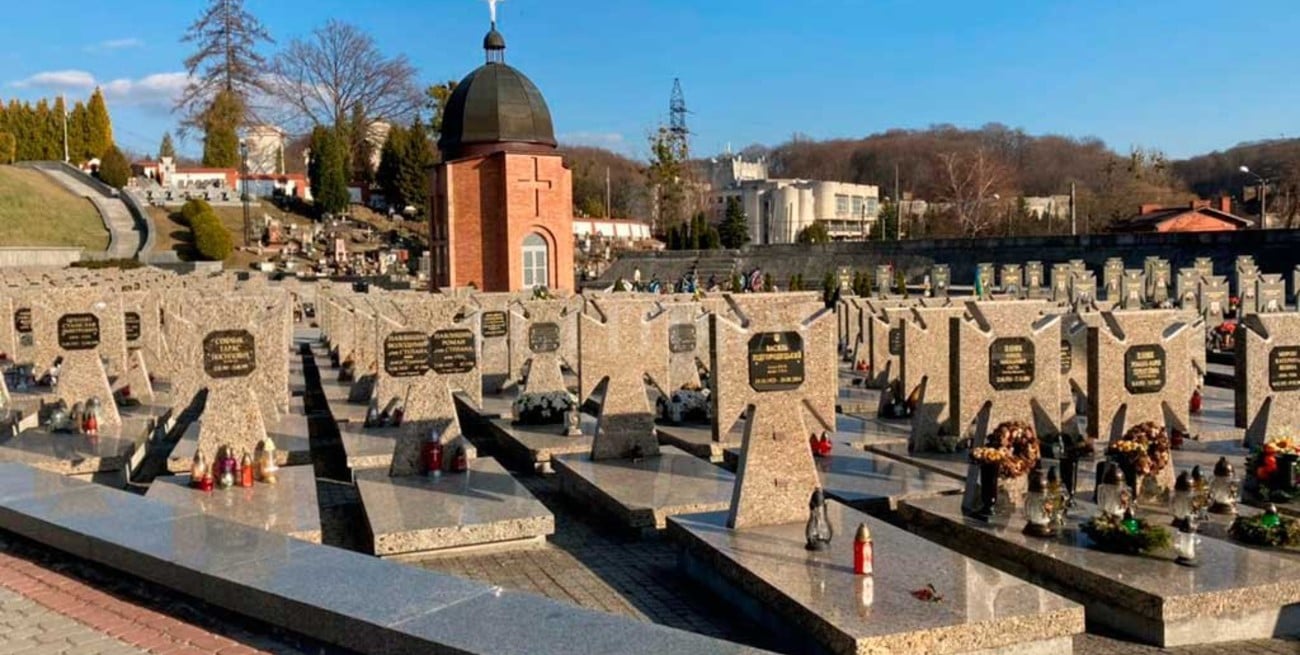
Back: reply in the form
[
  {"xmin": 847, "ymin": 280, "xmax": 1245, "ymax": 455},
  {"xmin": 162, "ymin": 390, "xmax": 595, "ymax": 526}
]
[
  {"xmin": 1170, "ymin": 471, "xmax": 1194, "ymax": 529},
  {"xmin": 1208, "ymin": 456, "xmax": 1239, "ymax": 515},
  {"xmin": 1096, "ymin": 462, "xmax": 1129, "ymax": 518},
  {"xmin": 83, "ymin": 397, "xmax": 101, "ymax": 435},
  {"xmin": 239, "ymin": 451, "xmax": 255, "ymax": 487},
  {"xmin": 805, "ymin": 487, "xmax": 833, "ymax": 551},
  {"xmin": 1023, "ymin": 469, "xmax": 1055, "ymax": 537},
  {"xmin": 1190, "ymin": 465, "xmax": 1210, "ymax": 519},
  {"xmin": 1261, "ymin": 503, "xmax": 1282, "ymax": 529},
  {"xmin": 1173, "ymin": 522, "xmax": 1199, "ymax": 566}
]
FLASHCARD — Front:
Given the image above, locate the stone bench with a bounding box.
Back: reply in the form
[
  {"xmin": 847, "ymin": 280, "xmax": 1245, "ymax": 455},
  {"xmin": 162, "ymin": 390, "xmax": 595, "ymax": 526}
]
[{"xmin": 0, "ymin": 462, "xmax": 769, "ymax": 655}]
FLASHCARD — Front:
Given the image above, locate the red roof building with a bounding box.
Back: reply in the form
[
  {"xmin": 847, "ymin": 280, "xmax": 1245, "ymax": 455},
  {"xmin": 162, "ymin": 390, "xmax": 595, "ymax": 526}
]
[{"xmin": 1112, "ymin": 198, "xmax": 1254, "ymax": 233}]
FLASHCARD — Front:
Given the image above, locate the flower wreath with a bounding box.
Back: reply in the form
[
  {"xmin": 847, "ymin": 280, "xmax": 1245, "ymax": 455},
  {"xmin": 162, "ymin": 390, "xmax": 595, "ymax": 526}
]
[
  {"xmin": 1105, "ymin": 422, "xmax": 1171, "ymax": 477},
  {"xmin": 1245, "ymin": 437, "xmax": 1300, "ymax": 502},
  {"xmin": 971, "ymin": 421, "xmax": 1040, "ymax": 479}
]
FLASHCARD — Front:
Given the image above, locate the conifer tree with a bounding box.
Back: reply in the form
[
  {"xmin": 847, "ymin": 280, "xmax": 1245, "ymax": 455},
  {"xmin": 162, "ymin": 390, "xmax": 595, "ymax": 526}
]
[
  {"xmin": 158, "ymin": 132, "xmax": 176, "ymax": 160},
  {"xmin": 85, "ymin": 88, "xmax": 113, "ymax": 158},
  {"xmin": 97, "ymin": 145, "xmax": 131, "ymax": 188},
  {"xmin": 202, "ymin": 89, "xmax": 242, "ymax": 168},
  {"xmin": 308, "ymin": 126, "xmax": 349, "ymax": 215}
]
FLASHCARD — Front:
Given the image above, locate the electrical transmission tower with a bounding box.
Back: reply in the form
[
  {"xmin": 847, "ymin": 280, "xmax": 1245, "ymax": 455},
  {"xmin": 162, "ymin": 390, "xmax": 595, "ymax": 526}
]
[{"xmin": 669, "ymin": 78, "xmax": 689, "ymax": 137}]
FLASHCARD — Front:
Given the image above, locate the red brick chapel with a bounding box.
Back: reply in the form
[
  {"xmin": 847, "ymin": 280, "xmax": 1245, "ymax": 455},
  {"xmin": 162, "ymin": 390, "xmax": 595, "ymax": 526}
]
[{"xmin": 428, "ymin": 18, "xmax": 574, "ymax": 292}]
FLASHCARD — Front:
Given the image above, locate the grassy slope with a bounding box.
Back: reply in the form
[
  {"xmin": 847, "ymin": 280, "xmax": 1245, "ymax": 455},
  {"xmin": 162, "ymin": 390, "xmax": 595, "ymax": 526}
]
[
  {"xmin": 0, "ymin": 166, "xmax": 109, "ymax": 250},
  {"xmin": 149, "ymin": 204, "xmax": 315, "ymax": 268}
]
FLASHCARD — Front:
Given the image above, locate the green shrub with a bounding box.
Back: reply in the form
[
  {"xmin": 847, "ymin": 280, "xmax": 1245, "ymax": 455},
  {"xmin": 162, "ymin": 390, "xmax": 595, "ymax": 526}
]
[
  {"xmin": 190, "ymin": 210, "xmax": 233, "ymax": 261},
  {"xmin": 177, "ymin": 198, "xmax": 213, "ymax": 227}
]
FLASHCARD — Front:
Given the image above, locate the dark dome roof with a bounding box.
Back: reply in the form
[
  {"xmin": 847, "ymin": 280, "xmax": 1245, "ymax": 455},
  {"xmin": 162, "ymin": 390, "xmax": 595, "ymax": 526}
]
[
  {"xmin": 483, "ymin": 27, "xmax": 506, "ymax": 51},
  {"xmin": 437, "ymin": 60, "xmax": 557, "ymax": 159}
]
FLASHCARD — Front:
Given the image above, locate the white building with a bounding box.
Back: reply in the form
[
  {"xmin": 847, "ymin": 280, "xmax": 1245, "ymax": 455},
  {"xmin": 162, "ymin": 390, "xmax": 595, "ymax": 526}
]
[
  {"xmin": 707, "ymin": 156, "xmax": 879, "ymax": 244},
  {"xmin": 573, "ymin": 218, "xmax": 652, "ymax": 241},
  {"xmin": 244, "ymin": 125, "xmax": 286, "ymax": 175}
]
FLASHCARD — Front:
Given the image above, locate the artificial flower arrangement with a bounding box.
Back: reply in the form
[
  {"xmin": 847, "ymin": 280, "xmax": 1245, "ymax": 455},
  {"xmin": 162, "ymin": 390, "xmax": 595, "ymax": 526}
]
[
  {"xmin": 656, "ymin": 383, "xmax": 711, "ymax": 425},
  {"xmin": 1229, "ymin": 505, "xmax": 1300, "ymax": 548},
  {"xmin": 1244, "ymin": 437, "xmax": 1300, "ymax": 502},
  {"xmin": 511, "ymin": 390, "xmax": 577, "ymax": 426},
  {"xmin": 1106, "ymin": 422, "xmax": 1172, "ymax": 477},
  {"xmin": 1081, "ymin": 511, "xmax": 1172, "ymax": 555},
  {"xmin": 969, "ymin": 421, "xmax": 1040, "ymax": 479}
]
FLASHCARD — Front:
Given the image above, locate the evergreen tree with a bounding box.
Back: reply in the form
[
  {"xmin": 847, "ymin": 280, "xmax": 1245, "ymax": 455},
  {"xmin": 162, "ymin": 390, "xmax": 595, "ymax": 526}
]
[
  {"xmin": 396, "ymin": 118, "xmax": 434, "ymax": 216},
  {"xmin": 178, "ymin": 0, "xmax": 273, "ymax": 128},
  {"xmin": 85, "ymin": 88, "xmax": 112, "ymax": 159},
  {"xmin": 796, "ymin": 221, "xmax": 831, "ymax": 244},
  {"xmin": 375, "ymin": 123, "xmax": 407, "ymax": 209},
  {"xmin": 33, "ymin": 100, "xmax": 57, "ymax": 160},
  {"xmin": 718, "ymin": 196, "xmax": 750, "ymax": 249},
  {"xmin": 67, "ymin": 101, "xmax": 89, "ymax": 163},
  {"xmin": 158, "ymin": 132, "xmax": 176, "ymax": 160},
  {"xmin": 347, "ymin": 102, "xmax": 374, "ymax": 185},
  {"xmin": 97, "ymin": 145, "xmax": 131, "ymax": 188},
  {"xmin": 0, "ymin": 132, "xmax": 15, "ymax": 164},
  {"xmin": 308, "ymin": 125, "xmax": 349, "ymax": 215},
  {"xmin": 51, "ymin": 95, "xmax": 67, "ymax": 161},
  {"xmin": 202, "ymin": 89, "xmax": 242, "ymax": 168}
]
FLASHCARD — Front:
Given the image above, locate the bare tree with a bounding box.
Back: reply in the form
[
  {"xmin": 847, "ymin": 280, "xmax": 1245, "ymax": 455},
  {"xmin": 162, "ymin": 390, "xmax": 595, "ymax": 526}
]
[
  {"xmin": 265, "ymin": 20, "xmax": 422, "ymax": 135},
  {"xmin": 937, "ymin": 149, "xmax": 1005, "ymax": 236},
  {"xmin": 177, "ymin": 0, "xmax": 273, "ymax": 128}
]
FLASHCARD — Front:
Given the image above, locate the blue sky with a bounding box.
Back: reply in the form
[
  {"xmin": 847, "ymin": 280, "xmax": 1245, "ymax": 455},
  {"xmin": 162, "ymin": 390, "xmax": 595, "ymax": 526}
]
[{"xmin": 3, "ymin": 0, "xmax": 1297, "ymax": 161}]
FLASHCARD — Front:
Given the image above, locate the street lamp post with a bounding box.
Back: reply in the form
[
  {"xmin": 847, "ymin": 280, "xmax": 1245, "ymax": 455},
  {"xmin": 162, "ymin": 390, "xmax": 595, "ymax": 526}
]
[
  {"xmin": 1240, "ymin": 165, "xmax": 1267, "ymax": 229},
  {"xmin": 240, "ymin": 140, "xmax": 251, "ymax": 247}
]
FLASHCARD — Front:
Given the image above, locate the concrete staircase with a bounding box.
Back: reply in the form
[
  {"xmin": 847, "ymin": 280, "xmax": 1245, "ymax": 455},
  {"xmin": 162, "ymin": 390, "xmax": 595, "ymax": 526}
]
[{"xmin": 21, "ymin": 162, "xmax": 145, "ymax": 259}]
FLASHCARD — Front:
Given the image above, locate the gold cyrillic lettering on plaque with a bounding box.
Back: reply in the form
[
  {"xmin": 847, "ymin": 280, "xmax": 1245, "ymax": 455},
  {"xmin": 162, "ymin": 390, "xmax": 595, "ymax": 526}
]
[
  {"xmin": 481, "ymin": 311, "xmax": 508, "ymax": 338},
  {"xmin": 1124, "ymin": 344, "xmax": 1166, "ymax": 394},
  {"xmin": 384, "ymin": 331, "xmax": 431, "ymax": 378},
  {"xmin": 57, "ymin": 313, "xmax": 100, "ymax": 350},
  {"xmin": 1269, "ymin": 346, "xmax": 1300, "ymax": 392},
  {"xmin": 430, "ymin": 329, "xmax": 476, "ymax": 375},
  {"xmin": 529, "ymin": 322, "xmax": 560, "ymax": 354},
  {"xmin": 989, "ymin": 337, "xmax": 1035, "ymax": 391},
  {"xmin": 748, "ymin": 331, "xmax": 805, "ymax": 392},
  {"xmin": 202, "ymin": 329, "xmax": 257, "ymax": 379}
]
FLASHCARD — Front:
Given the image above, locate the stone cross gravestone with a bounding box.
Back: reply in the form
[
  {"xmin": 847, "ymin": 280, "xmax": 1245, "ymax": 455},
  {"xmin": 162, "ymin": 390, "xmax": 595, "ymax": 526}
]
[
  {"xmin": 1193, "ymin": 257, "xmax": 1214, "ymax": 278},
  {"xmin": 1237, "ymin": 313, "xmax": 1300, "ymax": 447},
  {"xmin": 949, "ymin": 301, "xmax": 1061, "ymax": 441},
  {"xmin": 661, "ymin": 298, "xmax": 708, "ymax": 391},
  {"xmin": 930, "ymin": 265, "xmax": 950, "ymax": 299},
  {"xmin": 1087, "ymin": 310, "xmax": 1194, "ymax": 442},
  {"xmin": 976, "ymin": 263, "xmax": 995, "ymax": 299},
  {"xmin": 509, "ymin": 297, "xmax": 582, "ymax": 397},
  {"xmin": 31, "ymin": 292, "xmax": 128, "ymax": 428},
  {"xmin": 1120, "ymin": 270, "xmax": 1146, "ymax": 310},
  {"xmin": 1256, "ymin": 274, "xmax": 1285, "ymax": 313},
  {"xmin": 863, "ymin": 299, "xmax": 910, "ymax": 390},
  {"xmin": 172, "ymin": 300, "xmax": 273, "ymax": 466},
  {"xmin": 711, "ymin": 293, "xmax": 834, "ymax": 529},
  {"xmin": 902, "ymin": 304, "xmax": 967, "ymax": 451},
  {"xmin": 1146, "ymin": 259, "xmax": 1171, "ymax": 305},
  {"xmin": 1176, "ymin": 269, "xmax": 1200, "ymax": 310},
  {"xmin": 1293, "ymin": 265, "xmax": 1300, "ymax": 304},
  {"xmin": 1198, "ymin": 276, "xmax": 1229, "ymax": 325},
  {"xmin": 1070, "ymin": 273, "xmax": 1097, "ymax": 311},
  {"xmin": 1060, "ymin": 313, "xmax": 1094, "ymax": 436},
  {"xmin": 580, "ymin": 297, "xmax": 668, "ymax": 460},
  {"xmin": 375, "ymin": 298, "xmax": 481, "ymax": 476},
  {"xmin": 874, "ymin": 265, "xmax": 893, "ymax": 298},
  {"xmin": 470, "ymin": 291, "xmax": 517, "ymax": 394},
  {"xmin": 1051, "ymin": 264, "xmax": 1073, "ymax": 304},
  {"xmin": 1000, "ymin": 264, "xmax": 1023, "ymax": 298},
  {"xmin": 1102, "ymin": 258, "xmax": 1124, "ymax": 303}
]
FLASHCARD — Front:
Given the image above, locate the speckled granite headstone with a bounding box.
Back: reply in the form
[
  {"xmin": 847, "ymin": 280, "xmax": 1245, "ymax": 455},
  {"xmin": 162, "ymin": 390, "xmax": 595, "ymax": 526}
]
[
  {"xmin": 999, "ymin": 264, "xmax": 1023, "ymax": 298},
  {"xmin": 874, "ymin": 265, "xmax": 893, "ymax": 298},
  {"xmin": 580, "ymin": 297, "xmax": 667, "ymax": 460},
  {"xmin": 1120, "ymin": 270, "xmax": 1145, "ymax": 310},
  {"xmin": 903, "ymin": 304, "xmax": 967, "ymax": 450},
  {"xmin": 1175, "ymin": 269, "xmax": 1199, "ymax": 310},
  {"xmin": 863, "ymin": 298, "xmax": 911, "ymax": 389},
  {"xmin": 1050, "ymin": 264, "xmax": 1072, "ymax": 304},
  {"xmin": 346, "ymin": 299, "xmax": 385, "ymax": 402},
  {"xmin": 661, "ymin": 299, "xmax": 707, "ymax": 390},
  {"xmin": 469, "ymin": 291, "xmax": 520, "ymax": 394},
  {"xmin": 930, "ymin": 265, "xmax": 950, "ymax": 298},
  {"xmin": 509, "ymin": 297, "xmax": 580, "ymax": 396},
  {"xmin": 1236, "ymin": 255, "xmax": 1258, "ymax": 298},
  {"xmin": 949, "ymin": 301, "xmax": 1060, "ymax": 441},
  {"xmin": 1060, "ymin": 313, "xmax": 1097, "ymax": 436},
  {"xmin": 1240, "ymin": 267, "xmax": 1262, "ymax": 315},
  {"xmin": 1102, "ymin": 258, "xmax": 1124, "ymax": 303},
  {"xmin": 1024, "ymin": 261, "xmax": 1047, "ymax": 299},
  {"xmin": 30, "ymin": 291, "xmax": 127, "ymax": 427},
  {"xmin": 1236, "ymin": 313, "xmax": 1300, "ymax": 448},
  {"xmin": 1146, "ymin": 258, "xmax": 1171, "ymax": 304},
  {"xmin": 1087, "ymin": 310, "xmax": 1194, "ymax": 442},
  {"xmin": 1193, "ymin": 257, "xmax": 1214, "ymax": 277},
  {"xmin": 1198, "ymin": 276, "xmax": 1229, "ymax": 325},
  {"xmin": 1070, "ymin": 273, "xmax": 1097, "ymax": 311},
  {"xmin": 171, "ymin": 301, "xmax": 270, "ymax": 466},
  {"xmin": 1256, "ymin": 274, "xmax": 1286, "ymax": 313},
  {"xmin": 374, "ymin": 298, "xmax": 481, "ymax": 476},
  {"xmin": 1293, "ymin": 266, "xmax": 1300, "ymax": 304},
  {"xmin": 711, "ymin": 293, "xmax": 834, "ymax": 529}
]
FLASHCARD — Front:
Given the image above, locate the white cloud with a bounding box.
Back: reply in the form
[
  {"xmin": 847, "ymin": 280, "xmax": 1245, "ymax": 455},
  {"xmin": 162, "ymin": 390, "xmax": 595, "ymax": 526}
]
[
  {"xmin": 559, "ymin": 131, "xmax": 627, "ymax": 150},
  {"xmin": 101, "ymin": 72, "xmax": 189, "ymax": 108},
  {"xmin": 12, "ymin": 70, "xmax": 96, "ymax": 90},
  {"xmin": 85, "ymin": 38, "xmax": 144, "ymax": 53}
]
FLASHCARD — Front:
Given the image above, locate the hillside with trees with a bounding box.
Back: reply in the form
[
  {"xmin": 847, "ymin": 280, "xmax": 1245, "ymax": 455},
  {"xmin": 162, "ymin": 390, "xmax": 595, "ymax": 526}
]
[{"xmin": 1174, "ymin": 138, "xmax": 1300, "ymax": 229}]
